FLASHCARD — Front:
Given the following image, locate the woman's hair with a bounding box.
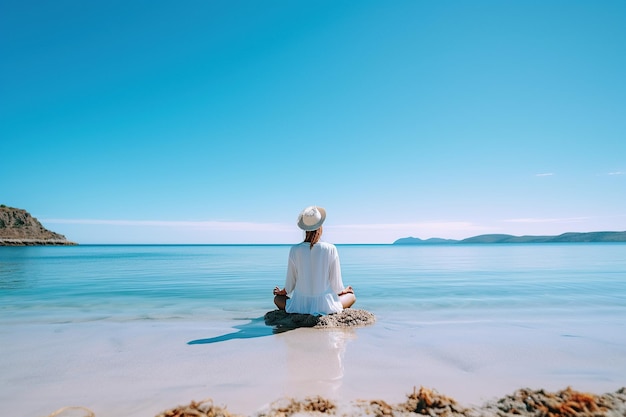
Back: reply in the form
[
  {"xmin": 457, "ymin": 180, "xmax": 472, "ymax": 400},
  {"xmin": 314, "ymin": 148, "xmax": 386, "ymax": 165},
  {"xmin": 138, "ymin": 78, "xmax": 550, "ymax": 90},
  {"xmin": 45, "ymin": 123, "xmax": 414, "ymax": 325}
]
[{"xmin": 304, "ymin": 227, "xmax": 323, "ymax": 249}]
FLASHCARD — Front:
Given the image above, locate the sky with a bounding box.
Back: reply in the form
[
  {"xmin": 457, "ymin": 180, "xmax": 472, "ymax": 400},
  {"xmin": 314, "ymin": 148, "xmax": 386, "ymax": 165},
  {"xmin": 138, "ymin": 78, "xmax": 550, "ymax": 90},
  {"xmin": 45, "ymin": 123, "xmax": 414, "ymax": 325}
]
[{"xmin": 1, "ymin": 1, "xmax": 625, "ymax": 244}]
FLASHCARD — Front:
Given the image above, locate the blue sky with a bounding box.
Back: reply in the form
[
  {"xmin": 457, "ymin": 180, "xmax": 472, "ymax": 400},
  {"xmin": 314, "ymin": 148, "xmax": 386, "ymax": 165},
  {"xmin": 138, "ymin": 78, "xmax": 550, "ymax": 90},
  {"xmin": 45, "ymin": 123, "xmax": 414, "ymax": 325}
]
[{"xmin": 2, "ymin": 1, "xmax": 625, "ymax": 244}]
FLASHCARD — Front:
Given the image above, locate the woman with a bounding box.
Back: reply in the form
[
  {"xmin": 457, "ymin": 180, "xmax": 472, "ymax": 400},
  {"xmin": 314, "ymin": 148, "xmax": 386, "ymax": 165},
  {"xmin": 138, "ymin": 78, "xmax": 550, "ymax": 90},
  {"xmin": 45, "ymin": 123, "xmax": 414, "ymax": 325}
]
[{"xmin": 273, "ymin": 206, "xmax": 356, "ymax": 314}]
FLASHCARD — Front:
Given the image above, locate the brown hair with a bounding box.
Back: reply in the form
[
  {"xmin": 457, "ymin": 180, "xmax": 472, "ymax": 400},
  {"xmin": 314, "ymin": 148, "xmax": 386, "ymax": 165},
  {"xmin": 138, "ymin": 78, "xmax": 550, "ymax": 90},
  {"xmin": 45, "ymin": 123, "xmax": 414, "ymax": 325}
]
[{"xmin": 304, "ymin": 227, "xmax": 323, "ymax": 249}]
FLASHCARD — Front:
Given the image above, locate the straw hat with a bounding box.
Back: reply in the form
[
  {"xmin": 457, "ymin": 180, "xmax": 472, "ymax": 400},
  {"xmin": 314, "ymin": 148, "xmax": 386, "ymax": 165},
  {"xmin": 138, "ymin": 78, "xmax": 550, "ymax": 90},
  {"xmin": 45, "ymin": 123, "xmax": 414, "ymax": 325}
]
[{"xmin": 297, "ymin": 206, "xmax": 326, "ymax": 231}]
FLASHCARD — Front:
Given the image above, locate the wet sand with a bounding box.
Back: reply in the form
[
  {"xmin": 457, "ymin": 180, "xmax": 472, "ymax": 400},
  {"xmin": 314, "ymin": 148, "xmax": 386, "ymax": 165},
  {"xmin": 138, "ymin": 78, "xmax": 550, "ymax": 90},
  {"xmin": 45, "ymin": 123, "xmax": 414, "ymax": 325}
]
[{"xmin": 1, "ymin": 310, "xmax": 625, "ymax": 416}]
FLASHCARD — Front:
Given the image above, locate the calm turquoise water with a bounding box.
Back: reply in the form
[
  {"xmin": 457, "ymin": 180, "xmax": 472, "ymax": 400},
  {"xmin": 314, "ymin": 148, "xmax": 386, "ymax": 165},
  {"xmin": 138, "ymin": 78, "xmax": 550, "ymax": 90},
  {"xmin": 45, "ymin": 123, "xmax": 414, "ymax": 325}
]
[{"xmin": 1, "ymin": 244, "xmax": 625, "ymax": 326}]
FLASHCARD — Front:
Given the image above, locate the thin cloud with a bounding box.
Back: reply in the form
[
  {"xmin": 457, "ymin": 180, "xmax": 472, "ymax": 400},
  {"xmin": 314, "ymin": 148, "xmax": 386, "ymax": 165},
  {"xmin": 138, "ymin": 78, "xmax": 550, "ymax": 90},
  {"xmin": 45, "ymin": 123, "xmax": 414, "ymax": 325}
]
[
  {"xmin": 41, "ymin": 218, "xmax": 292, "ymax": 232},
  {"xmin": 503, "ymin": 217, "xmax": 588, "ymax": 224},
  {"xmin": 331, "ymin": 221, "xmax": 485, "ymax": 231},
  {"xmin": 535, "ymin": 173, "xmax": 554, "ymax": 177},
  {"xmin": 329, "ymin": 221, "xmax": 495, "ymax": 235},
  {"xmin": 607, "ymin": 171, "xmax": 624, "ymax": 176}
]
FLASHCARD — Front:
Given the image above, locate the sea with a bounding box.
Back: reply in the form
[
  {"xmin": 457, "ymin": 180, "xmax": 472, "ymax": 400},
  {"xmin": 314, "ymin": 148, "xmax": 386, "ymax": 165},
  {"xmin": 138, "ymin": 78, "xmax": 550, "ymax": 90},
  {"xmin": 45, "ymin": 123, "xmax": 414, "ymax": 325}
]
[
  {"xmin": 1, "ymin": 243, "xmax": 626, "ymax": 416},
  {"xmin": 1, "ymin": 243, "xmax": 625, "ymax": 326}
]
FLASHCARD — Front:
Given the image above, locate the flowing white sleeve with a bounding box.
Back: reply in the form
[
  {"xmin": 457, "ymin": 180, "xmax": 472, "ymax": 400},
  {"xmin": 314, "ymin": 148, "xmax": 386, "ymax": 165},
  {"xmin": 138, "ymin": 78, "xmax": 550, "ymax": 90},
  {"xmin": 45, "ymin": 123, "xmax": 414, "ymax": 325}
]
[
  {"xmin": 328, "ymin": 250, "xmax": 345, "ymax": 294},
  {"xmin": 284, "ymin": 252, "xmax": 297, "ymax": 294}
]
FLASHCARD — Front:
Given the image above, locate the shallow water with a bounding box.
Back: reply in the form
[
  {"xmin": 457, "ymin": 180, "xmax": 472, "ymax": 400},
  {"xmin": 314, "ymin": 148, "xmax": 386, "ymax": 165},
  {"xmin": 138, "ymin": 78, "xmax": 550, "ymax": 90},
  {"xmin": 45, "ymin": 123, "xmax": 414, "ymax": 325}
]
[{"xmin": 1, "ymin": 243, "xmax": 625, "ymax": 325}]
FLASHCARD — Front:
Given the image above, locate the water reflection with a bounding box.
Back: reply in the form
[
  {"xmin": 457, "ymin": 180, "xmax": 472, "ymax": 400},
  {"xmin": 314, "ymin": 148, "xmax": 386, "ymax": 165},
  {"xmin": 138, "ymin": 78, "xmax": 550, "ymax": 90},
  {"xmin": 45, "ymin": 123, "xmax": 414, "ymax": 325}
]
[
  {"xmin": 187, "ymin": 319, "xmax": 357, "ymax": 399},
  {"xmin": 282, "ymin": 328, "xmax": 356, "ymax": 396}
]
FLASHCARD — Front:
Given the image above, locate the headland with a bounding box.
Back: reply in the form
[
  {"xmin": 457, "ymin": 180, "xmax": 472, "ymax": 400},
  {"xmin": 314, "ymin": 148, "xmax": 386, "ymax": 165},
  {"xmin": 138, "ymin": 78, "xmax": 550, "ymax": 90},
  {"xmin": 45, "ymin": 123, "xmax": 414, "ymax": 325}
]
[{"xmin": 0, "ymin": 205, "xmax": 76, "ymax": 246}]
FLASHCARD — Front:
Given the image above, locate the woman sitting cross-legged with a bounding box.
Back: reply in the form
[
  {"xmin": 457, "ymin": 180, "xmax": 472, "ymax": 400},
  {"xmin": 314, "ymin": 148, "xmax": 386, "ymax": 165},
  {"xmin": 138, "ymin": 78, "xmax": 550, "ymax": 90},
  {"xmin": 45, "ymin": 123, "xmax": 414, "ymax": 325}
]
[{"xmin": 273, "ymin": 205, "xmax": 356, "ymax": 315}]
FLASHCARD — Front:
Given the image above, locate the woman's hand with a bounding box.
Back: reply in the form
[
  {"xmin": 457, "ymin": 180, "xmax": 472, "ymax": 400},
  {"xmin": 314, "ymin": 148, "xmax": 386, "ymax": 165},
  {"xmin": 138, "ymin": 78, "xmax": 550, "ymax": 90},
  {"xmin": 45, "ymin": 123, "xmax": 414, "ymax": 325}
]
[
  {"xmin": 339, "ymin": 286, "xmax": 354, "ymax": 295},
  {"xmin": 273, "ymin": 287, "xmax": 287, "ymax": 296}
]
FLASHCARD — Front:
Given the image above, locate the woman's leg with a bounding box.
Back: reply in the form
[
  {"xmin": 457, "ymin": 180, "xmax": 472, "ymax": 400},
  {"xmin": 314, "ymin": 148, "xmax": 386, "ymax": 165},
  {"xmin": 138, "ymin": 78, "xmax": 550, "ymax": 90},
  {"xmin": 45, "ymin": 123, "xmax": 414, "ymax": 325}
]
[
  {"xmin": 339, "ymin": 293, "xmax": 356, "ymax": 309},
  {"xmin": 274, "ymin": 295, "xmax": 288, "ymax": 310}
]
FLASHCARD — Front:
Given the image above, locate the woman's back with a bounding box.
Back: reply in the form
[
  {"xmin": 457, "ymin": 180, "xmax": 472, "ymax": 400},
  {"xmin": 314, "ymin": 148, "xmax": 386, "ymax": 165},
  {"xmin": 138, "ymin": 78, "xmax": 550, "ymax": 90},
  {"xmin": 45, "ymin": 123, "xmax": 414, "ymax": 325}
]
[
  {"xmin": 286, "ymin": 241, "xmax": 343, "ymax": 296},
  {"xmin": 272, "ymin": 206, "xmax": 356, "ymax": 314}
]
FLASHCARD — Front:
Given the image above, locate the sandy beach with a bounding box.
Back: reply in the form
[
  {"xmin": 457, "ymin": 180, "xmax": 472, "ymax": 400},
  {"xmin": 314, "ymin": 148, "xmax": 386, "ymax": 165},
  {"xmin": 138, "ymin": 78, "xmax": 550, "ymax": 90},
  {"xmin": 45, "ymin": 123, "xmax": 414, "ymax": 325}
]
[{"xmin": 2, "ymin": 309, "xmax": 625, "ymax": 417}]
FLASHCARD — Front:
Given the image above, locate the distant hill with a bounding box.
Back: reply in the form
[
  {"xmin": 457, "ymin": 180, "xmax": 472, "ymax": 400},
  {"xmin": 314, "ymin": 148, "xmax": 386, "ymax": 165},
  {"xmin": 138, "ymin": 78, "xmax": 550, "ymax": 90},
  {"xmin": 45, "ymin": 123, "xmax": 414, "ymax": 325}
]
[
  {"xmin": 0, "ymin": 205, "xmax": 77, "ymax": 246},
  {"xmin": 393, "ymin": 231, "xmax": 626, "ymax": 245},
  {"xmin": 393, "ymin": 237, "xmax": 459, "ymax": 245}
]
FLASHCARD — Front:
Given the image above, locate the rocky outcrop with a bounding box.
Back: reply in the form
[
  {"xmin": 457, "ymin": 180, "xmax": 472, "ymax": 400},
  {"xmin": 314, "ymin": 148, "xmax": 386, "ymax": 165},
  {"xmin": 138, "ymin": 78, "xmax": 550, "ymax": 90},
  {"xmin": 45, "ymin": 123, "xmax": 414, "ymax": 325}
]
[
  {"xmin": 0, "ymin": 205, "xmax": 76, "ymax": 246},
  {"xmin": 263, "ymin": 309, "xmax": 376, "ymax": 329}
]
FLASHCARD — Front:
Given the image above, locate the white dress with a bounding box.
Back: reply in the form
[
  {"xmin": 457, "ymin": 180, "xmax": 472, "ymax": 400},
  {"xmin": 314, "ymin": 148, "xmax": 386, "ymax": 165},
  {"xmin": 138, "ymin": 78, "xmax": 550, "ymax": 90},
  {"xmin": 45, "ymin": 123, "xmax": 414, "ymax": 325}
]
[{"xmin": 284, "ymin": 241, "xmax": 346, "ymax": 315}]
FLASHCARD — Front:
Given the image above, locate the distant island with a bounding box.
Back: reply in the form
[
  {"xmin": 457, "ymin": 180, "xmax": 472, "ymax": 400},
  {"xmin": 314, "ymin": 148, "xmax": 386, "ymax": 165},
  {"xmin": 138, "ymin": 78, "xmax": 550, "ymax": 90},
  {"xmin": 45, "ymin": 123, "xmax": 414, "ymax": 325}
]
[
  {"xmin": 0, "ymin": 205, "xmax": 77, "ymax": 246},
  {"xmin": 394, "ymin": 231, "xmax": 626, "ymax": 245}
]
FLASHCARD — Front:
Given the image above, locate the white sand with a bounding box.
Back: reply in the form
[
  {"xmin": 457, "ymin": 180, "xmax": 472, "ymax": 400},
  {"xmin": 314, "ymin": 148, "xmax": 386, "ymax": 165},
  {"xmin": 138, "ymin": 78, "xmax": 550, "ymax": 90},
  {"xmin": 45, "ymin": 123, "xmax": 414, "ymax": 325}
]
[{"xmin": 1, "ymin": 312, "xmax": 625, "ymax": 416}]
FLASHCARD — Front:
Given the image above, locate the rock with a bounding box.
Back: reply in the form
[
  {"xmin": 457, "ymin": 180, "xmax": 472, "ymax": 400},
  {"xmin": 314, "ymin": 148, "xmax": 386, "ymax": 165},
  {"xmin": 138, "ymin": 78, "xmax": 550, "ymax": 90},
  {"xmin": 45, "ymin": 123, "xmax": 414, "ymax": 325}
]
[
  {"xmin": 316, "ymin": 309, "xmax": 376, "ymax": 328},
  {"xmin": 0, "ymin": 205, "xmax": 76, "ymax": 246},
  {"xmin": 263, "ymin": 309, "xmax": 376, "ymax": 329}
]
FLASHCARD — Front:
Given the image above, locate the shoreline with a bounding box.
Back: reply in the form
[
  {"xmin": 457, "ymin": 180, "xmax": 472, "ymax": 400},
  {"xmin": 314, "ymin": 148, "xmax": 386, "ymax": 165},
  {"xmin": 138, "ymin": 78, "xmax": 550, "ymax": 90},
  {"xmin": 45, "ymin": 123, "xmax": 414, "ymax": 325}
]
[{"xmin": 0, "ymin": 238, "xmax": 77, "ymax": 246}]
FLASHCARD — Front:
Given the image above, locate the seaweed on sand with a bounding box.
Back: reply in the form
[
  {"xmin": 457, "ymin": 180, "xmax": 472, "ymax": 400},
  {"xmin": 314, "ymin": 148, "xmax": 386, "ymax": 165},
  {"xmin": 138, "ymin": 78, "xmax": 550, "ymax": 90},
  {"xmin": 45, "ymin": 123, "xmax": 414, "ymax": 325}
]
[
  {"xmin": 257, "ymin": 396, "xmax": 337, "ymax": 417},
  {"xmin": 485, "ymin": 386, "xmax": 626, "ymax": 417},
  {"xmin": 155, "ymin": 398, "xmax": 236, "ymax": 417},
  {"xmin": 400, "ymin": 386, "xmax": 470, "ymax": 416},
  {"xmin": 45, "ymin": 386, "xmax": 626, "ymax": 417}
]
